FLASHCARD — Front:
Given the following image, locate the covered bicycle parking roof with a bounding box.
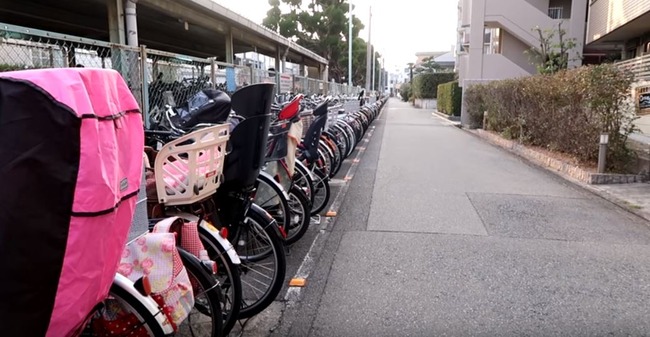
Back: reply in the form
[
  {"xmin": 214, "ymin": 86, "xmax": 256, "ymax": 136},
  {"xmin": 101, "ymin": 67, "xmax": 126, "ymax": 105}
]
[{"xmin": 0, "ymin": 0, "xmax": 329, "ymax": 78}]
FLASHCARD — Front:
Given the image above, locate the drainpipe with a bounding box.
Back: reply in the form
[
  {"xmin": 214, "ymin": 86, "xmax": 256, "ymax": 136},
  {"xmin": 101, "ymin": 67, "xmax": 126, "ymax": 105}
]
[{"xmin": 125, "ymin": 0, "xmax": 138, "ymax": 47}]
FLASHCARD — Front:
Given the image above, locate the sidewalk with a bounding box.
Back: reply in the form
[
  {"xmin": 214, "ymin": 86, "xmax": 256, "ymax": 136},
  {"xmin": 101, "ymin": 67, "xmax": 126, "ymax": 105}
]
[
  {"xmin": 447, "ymin": 119, "xmax": 650, "ymax": 224},
  {"xmin": 274, "ymin": 98, "xmax": 650, "ymax": 336}
]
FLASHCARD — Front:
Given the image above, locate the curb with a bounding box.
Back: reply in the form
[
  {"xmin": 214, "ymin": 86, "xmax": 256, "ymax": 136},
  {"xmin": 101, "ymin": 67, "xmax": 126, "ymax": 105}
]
[
  {"xmin": 283, "ymin": 103, "xmax": 385, "ymax": 304},
  {"xmin": 459, "ymin": 126, "xmax": 650, "ymax": 223},
  {"xmin": 432, "ymin": 109, "xmax": 461, "ymax": 123},
  {"xmin": 582, "ymin": 184, "xmax": 650, "ymax": 223}
]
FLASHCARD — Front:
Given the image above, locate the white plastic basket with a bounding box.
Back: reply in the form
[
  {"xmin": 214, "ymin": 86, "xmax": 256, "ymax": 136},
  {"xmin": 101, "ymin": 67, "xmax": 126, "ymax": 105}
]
[{"xmin": 154, "ymin": 124, "xmax": 230, "ymax": 206}]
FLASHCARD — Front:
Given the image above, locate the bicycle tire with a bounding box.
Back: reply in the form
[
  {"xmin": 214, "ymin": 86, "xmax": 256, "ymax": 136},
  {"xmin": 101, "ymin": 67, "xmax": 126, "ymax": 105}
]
[
  {"xmin": 235, "ymin": 206, "xmax": 287, "ymax": 318},
  {"xmin": 284, "ymin": 186, "xmax": 311, "ymax": 245},
  {"xmin": 321, "ymin": 135, "xmax": 342, "ymax": 178},
  {"xmin": 294, "ymin": 161, "xmax": 315, "ymax": 206},
  {"xmin": 177, "ymin": 248, "xmax": 223, "ymax": 337},
  {"xmin": 198, "ymin": 227, "xmax": 242, "ymax": 335},
  {"xmin": 255, "ymin": 173, "xmax": 290, "ymax": 238},
  {"xmin": 310, "ymin": 168, "xmax": 331, "ymax": 215}
]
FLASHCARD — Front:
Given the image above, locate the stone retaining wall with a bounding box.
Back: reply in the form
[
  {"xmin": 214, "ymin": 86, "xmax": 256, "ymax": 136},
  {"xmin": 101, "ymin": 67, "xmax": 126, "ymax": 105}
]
[
  {"xmin": 473, "ymin": 129, "xmax": 646, "ymax": 185},
  {"xmin": 413, "ymin": 99, "xmax": 437, "ymax": 109}
]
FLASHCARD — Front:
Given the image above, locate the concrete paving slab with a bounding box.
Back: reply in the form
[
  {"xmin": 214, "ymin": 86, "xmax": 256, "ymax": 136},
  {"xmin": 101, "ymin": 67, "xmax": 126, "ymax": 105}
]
[
  {"xmin": 468, "ymin": 192, "xmax": 650, "ymax": 244},
  {"xmin": 368, "ymin": 192, "xmax": 487, "ymax": 235},
  {"xmin": 311, "ymin": 230, "xmax": 650, "ymax": 337}
]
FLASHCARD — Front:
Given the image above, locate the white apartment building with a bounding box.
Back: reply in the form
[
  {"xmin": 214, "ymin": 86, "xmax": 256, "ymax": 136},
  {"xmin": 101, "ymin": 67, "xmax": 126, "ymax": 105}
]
[
  {"xmin": 456, "ymin": 0, "xmax": 650, "ymax": 132},
  {"xmin": 584, "ymin": 0, "xmax": 650, "ymax": 134},
  {"xmin": 457, "ymin": 0, "xmax": 589, "ymax": 124}
]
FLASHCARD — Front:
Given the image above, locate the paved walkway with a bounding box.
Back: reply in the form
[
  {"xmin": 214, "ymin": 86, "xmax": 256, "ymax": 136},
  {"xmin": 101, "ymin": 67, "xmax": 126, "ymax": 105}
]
[{"xmin": 274, "ymin": 98, "xmax": 650, "ymax": 336}]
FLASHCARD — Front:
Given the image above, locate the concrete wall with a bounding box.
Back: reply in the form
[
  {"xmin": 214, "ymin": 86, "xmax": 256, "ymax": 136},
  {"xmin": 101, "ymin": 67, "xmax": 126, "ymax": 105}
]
[
  {"xmin": 482, "ymin": 54, "xmax": 532, "ymax": 79},
  {"xmin": 413, "ymin": 99, "xmax": 437, "ymax": 109},
  {"xmin": 525, "ymin": 0, "xmax": 550, "ymax": 12},
  {"xmin": 500, "ymin": 30, "xmax": 538, "ymax": 73},
  {"xmin": 587, "ymin": 0, "xmax": 650, "ymax": 43}
]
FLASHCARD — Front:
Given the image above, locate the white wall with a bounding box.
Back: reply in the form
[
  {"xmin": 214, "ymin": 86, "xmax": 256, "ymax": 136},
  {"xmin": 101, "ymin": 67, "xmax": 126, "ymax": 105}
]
[
  {"xmin": 587, "ymin": 0, "xmax": 650, "ymax": 43},
  {"xmin": 525, "ymin": 0, "xmax": 550, "ymax": 12},
  {"xmin": 500, "ymin": 30, "xmax": 538, "ymax": 74}
]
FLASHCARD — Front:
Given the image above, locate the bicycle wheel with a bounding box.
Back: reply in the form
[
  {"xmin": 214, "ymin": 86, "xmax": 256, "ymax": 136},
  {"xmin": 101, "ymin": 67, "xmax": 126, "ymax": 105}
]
[
  {"xmin": 234, "ymin": 205, "xmax": 287, "ymax": 319},
  {"xmin": 317, "ymin": 145, "xmax": 332, "ymax": 179},
  {"xmin": 294, "ymin": 161, "xmax": 315, "ymax": 206},
  {"xmin": 310, "ymin": 168, "xmax": 331, "ymax": 215},
  {"xmin": 330, "ymin": 125, "xmax": 349, "ymax": 160},
  {"xmin": 284, "ymin": 186, "xmax": 311, "ymax": 245},
  {"xmin": 340, "ymin": 122, "xmax": 357, "ymax": 157},
  {"xmin": 85, "ymin": 284, "xmax": 167, "ymax": 337},
  {"xmin": 255, "ymin": 173, "xmax": 290, "ymax": 237},
  {"xmin": 198, "ymin": 227, "xmax": 242, "ymax": 335},
  {"xmin": 325, "ymin": 137, "xmax": 343, "ymax": 178},
  {"xmin": 176, "ymin": 248, "xmax": 223, "ymax": 337}
]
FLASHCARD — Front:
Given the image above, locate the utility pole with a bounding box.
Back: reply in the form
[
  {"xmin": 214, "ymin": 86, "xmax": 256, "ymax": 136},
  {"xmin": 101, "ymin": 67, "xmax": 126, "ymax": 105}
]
[
  {"xmin": 364, "ymin": 6, "xmax": 372, "ymax": 91},
  {"xmin": 348, "ymin": 0, "xmax": 353, "ymax": 87},
  {"xmin": 378, "ymin": 61, "xmax": 382, "ymax": 94},
  {"xmin": 371, "ymin": 46, "xmax": 376, "ymax": 92},
  {"xmin": 377, "ymin": 57, "xmax": 382, "ymax": 94}
]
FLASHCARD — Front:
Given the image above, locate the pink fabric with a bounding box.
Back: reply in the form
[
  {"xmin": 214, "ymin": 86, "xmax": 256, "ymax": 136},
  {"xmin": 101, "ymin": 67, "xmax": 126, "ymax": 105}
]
[
  {"xmin": 47, "ymin": 199, "xmax": 136, "ymax": 337},
  {"xmin": 180, "ymin": 222, "xmax": 205, "ymax": 258},
  {"xmin": 162, "ymin": 152, "xmax": 215, "ymax": 189},
  {"xmin": 2, "ymin": 68, "xmax": 144, "ymax": 337}
]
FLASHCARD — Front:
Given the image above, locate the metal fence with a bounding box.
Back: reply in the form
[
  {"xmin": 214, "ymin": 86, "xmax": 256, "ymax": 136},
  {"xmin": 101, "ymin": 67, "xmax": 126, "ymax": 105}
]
[
  {"xmin": 0, "ymin": 22, "xmax": 363, "ymax": 123},
  {"xmin": 616, "ymin": 54, "xmax": 650, "ymax": 82}
]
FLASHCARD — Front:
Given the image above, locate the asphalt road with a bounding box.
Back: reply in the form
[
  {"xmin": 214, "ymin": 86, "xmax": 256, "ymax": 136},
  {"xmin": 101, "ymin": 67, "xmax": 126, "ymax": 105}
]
[{"xmin": 238, "ymin": 98, "xmax": 650, "ymax": 336}]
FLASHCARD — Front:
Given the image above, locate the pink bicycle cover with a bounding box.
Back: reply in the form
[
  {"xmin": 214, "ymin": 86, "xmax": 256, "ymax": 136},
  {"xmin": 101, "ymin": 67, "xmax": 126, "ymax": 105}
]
[{"xmin": 0, "ymin": 68, "xmax": 143, "ymax": 337}]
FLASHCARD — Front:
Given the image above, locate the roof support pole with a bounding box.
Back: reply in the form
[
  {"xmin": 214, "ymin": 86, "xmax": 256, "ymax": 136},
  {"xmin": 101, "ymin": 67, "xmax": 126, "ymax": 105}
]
[
  {"xmin": 107, "ymin": 0, "xmax": 125, "ymax": 44},
  {"xmin": 225, "ymin": 26, "xmax": 234, "ymax": 64},
  {"xmin": 125, "ymin": 0, "xmax": 138, "ymax": 47}
]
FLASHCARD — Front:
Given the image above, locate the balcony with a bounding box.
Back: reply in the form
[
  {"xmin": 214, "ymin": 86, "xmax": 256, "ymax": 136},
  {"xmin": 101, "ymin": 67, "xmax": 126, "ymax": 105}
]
[{"xmin": 616, "ymin": 54, "xmax": 650, "ymax": 82}]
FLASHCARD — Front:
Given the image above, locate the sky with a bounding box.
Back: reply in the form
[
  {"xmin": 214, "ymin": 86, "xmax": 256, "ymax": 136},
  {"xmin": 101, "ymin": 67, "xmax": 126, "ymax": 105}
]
[{"xmin": 214, "ymin": 0, "xmax": 458, "ymax": 71}]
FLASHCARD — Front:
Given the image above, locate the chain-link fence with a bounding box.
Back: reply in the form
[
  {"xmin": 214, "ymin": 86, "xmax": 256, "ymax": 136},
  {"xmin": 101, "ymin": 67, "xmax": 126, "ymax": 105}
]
[
  {"xmin": 0, "ymin": 23, "xmax": 365, "ymax": 121},
  {"xmin": 327, "ymin": 82, "xmax": 361, "ymax": 97},
  {"xmin": 143, "ymin": 49, "xmax": 212, "ymax": 116},
  {"xmin": 0, "ymin": 24, "xmax": 143, "ymax": 107}
]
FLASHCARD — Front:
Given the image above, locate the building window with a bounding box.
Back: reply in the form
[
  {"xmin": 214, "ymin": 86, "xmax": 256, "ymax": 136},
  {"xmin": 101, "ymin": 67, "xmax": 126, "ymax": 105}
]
[
  {"xmin": 458, "ymin": 28, "xmax": 470, "ymax": 54},
  {"xmin": 548, "ymin": 7, "xmax": 564, "ymax": 19},
  {"xmin": 483, "ymin": 28, "xmax": 501, "ymax": 55}
]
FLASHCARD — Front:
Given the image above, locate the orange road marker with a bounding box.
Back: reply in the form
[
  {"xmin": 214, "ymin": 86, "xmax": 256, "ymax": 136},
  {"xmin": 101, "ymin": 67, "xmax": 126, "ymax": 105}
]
[{"xmin": 289, "ymin": 278, "xmax": 307, "ymax": 287}]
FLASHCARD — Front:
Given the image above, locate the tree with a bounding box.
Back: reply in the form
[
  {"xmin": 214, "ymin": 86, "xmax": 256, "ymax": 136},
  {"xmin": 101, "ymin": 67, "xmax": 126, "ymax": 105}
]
[
  {"xmin": 340, "ymin": 37, "xmax": 369, "ymax": 86},
  {"xmin": 263, "ymin": 0, "xmax": 367, "ymax": 84},
  {"xmin": 413, "ymin": 56, "xmax": 443, "ymax": 75},
  {"xmin": 527, "ymin": 21, "xmax": 579, "ymax": 74}
]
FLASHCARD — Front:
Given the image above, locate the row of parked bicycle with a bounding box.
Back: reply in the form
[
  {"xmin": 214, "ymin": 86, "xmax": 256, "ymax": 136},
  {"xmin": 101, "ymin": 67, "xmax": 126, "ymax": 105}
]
[{"xmin": 1, "ymin": 67, "xmax": 385, "ymax": 337}]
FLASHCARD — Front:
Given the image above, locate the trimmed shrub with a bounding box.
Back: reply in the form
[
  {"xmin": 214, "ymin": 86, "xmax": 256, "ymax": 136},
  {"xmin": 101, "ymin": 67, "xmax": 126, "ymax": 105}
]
[
  {"xmin": 412, "ymin": 73, "xmax": 455, "ymax": 99},
  {"xmin": 399, "ymin": 83, "xmax": 412, "ymax": 102},
  {"xmin": 437, "ymin": 81, "xmax": 462, "ymax": 116},
  {"xmin": 464, "ymin": 64, "xmax": 637, "ymax": 172}
]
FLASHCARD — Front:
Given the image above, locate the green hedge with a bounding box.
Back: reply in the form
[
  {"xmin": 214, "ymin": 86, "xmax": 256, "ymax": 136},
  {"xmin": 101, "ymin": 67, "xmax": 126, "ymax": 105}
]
[
  {"xmin": 399, "ymin": 83, "xmax": 412, "ymax": 102},
  {"xmin": 464, "ymin": 64, "xmax": 636, "ymax": 172},
  {"xmin": 437, "ymin": 81, "xmax": 462, "ymax": 116},
  {"xmin": 412, "ymin": 73, "xmax": 455, "ymax": 99}
]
